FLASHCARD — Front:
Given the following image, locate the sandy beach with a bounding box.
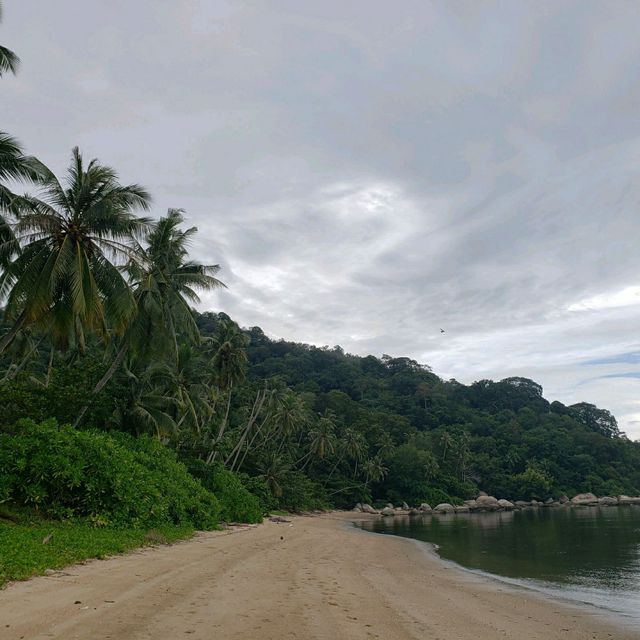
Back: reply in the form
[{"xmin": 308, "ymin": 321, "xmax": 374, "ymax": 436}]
[{"xmin": 0, "ymin": 512, "xmax": 635, "ymax": 640}]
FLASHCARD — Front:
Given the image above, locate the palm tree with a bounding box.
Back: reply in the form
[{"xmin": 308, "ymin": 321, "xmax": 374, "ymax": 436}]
[
  {"xmin": 0, "ymin": 3, "xmax": 20, "ymax": 78},
  {"xmin": 307, "ymin": 415, "xmax": 336, "ymax": 462},
  {"xmin": 0, "ymin": 147, "xmax": 151, "ymax": 354},
  {"xmin": 440, "ymin": 430, "xmax": 453, "ymax": 462},
  {"xmin": 207, "ymin": 319, "xmax": 247, "ymax": 457},
  {"xmin": 362, "ymin": 456, "xmax": 388, "ymax": 486},
  {"xmin": 257, "ymin": 454, "xmax": 290, "ymax": 498},
  {"xmin": 74, "ymin": 209, "xmax": 224, "ymax": 426}
]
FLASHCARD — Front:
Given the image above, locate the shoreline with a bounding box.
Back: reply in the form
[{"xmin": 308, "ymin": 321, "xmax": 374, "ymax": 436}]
[
  {"xmin": 1, "ymin": 512, "xmax": 636, "ymax": 640},
  {"xmin": 352, "ymin": 514, "xmax": 638, "ymax": 632}
]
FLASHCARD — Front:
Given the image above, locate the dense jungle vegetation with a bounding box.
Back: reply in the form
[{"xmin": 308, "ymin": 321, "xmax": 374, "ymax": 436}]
[{"xmin": 1, "ymin": 7, "xmax": 639, "ymax": 539}]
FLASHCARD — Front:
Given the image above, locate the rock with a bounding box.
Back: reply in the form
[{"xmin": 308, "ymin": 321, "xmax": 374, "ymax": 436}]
[
  {"xmin": 617, "ymin": 495, "xmax": 640, "ymax": 505},
  {"xmin": 381, "ymin": 507, "xmax": 395, "ymax": 517},
  {"xmin": 477, "ymin": 490, "xmax": 488, "ymax": 497},
  {"xmin": 361, "ymin": 503, "xmax": 378, "ymax": 514},
  {"xmin": 433, "ymin": 503, "xmax": 455, "ymax": 513},
  {"xmin": 571, "ymin": 492, "xmax": 599, "ymax": 506},
  {"xmin": 44, "ymin": 569, "xmax": 56, "ymax": 576},
  {"xmin": 352, "ymin": 503, "xmax": 363, "ymax": 512},
  {"xmin": 497, "ymin": 499, "xmax": 515, "ymax": 509},
  {"xmin": 514, "ymin": 500, "xmax": 531, "ymax": 508},
  {"xmin": 559, "ymin": 495, "xmax": 569, "ymax": 504},
  {"xmin": 463, "ymin": 499, "xmax": 478, "ymax": 509},
  {"xmin": 476, "ymin": 495, "xmax": 500, "ymax": 510},
  {"xmin": 544, "ymin": 498, "xmax": 554, "ymax": 505},
  {"xmin": 402, "ymin": 502, "xmax": 410, "ymax": 510},
  {"xmin": 455, "ymin": 505, "xmax": 470, "ymax": 513},
  {"xmin": 599, "ymin": 496, "xmax": 618, "ymax": 506},
  {"xmin": 409, "ymin": 508, "xmax": 421, "ymax": 516},
  {"xmin": 419, "ymin": 503, "xmax": 432, "ymax": 512},
  {"xmin": 386, "ymin": 503, "xmax": 394, "ymax": 509}
]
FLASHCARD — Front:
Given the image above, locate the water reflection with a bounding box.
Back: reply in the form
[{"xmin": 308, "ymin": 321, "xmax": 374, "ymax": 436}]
[{"xmin": 360, "ymin": 506, "xmax": 640, "ymax": 619}]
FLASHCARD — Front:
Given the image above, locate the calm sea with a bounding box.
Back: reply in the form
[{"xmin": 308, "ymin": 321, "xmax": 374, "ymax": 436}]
[{"xmin": 359, "ymin": 506, "xmax": 640, "ymax": 625}]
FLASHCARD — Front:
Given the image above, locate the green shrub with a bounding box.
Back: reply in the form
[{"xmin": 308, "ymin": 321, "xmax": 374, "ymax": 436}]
[
  {"xmin": 236, "ymin": 473, "xmax": 278, "ymax": 514},
  {"xmin": 0, "ymin": 419, "xmax": 219, "ymax": 529},
  {"xmin": 278, "ymin": 471, "xmax": 329, "ymax": 512},
  {"xmin": 187, "ymin": 461, "xmax": 262, "ymax": 523}
]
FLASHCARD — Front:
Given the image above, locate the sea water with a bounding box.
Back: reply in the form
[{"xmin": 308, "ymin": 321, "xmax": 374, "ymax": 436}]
[{"xmin": 359, "ymin": 505, "xmax": 640, "ymax": 625}]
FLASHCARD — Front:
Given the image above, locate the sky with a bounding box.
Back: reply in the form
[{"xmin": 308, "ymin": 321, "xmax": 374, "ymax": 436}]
[{"xmin": 3, "ymin": 1, "xmax": 640, "ymax": 438}]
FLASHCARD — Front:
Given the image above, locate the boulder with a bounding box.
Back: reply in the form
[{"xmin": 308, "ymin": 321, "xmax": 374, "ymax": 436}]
[
  {"xmin": 409, "ymin": 509, "xmax": 421, "ymax": 516},
  {"xmin": 478, "ymin": 490, "xmax": 488, "ymax": 497},
  {"xmin": 381, "ymin": 507, "xmax": 395, "ymax": 517},
  {"xmin": 361, "ymin": 504, "xmax": 378, "ymax": 514},
  {"xmin": 463, "ymin": 499, "xmax": 478, "ymax": 510},
  {"xmin": 402, "ymin": 502, "xmax": 410, "ymax": 510},
  {"xmin": 475, "ymin": 495, "xmax": 500, "ymax": 510},
  {"xmin": 455, "ymin": 505, "xmax": 470, "ymax": 513},
  {"xmin": 559, "ymin": 495, "xmax": 569, "ymax": 504},
  {"xmin": 599, "ymin": 496, "xmax": 618, "ymax": 506},
  {"xmin": 514, "ymin": 500, "xmax": 530, "ymax": 508},
  {"xmin": 571, "ymin": 493, "xmax": 599, "ymax": 506},
  {"xmin": 433, "ymin": 503, "xmax": 455, "ymax": 513},
  {"xmin": 617, "ymin": 495, "xmax": 640, "ymax": 505},
  {"xmin": 419, "ymin": 503, "xmax": 432, "ymax": 512},
  {"xmin": 386, "ymin": 503, "xmax": 394, "ymax": 509},
  {"xmin": 497, "ymin": 499, "xmax": 515, "ymax": 510},
  {"xmin": 544, "ymin": 501, "xmax": 561, "ymax": 508}
]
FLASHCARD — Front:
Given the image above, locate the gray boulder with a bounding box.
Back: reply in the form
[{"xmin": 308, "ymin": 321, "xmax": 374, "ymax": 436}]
[
  {"xmin": 455, "ymin": 505, "xmax": 470, "ymax": 513},
  {"xmin": 433, "ymin": 503, "xmax": 455, "ymax": 513},
  {"xmin": 497, "ymin": 499, "xmax": 515, "ymax": 510},
  {"xmin": 514, "ymin": 500, "xmax": 531, "ymax": 508},
  {"xmin": 599, "ymin": 496, "xmax": 618, "ymax": 506},
  {"xmin": 381, "ymin": 507, "xmax": 395, "ymax": 517},
  {"xmin": 402, "ymin": 502, "xmax": 410, "ymax": 510},
  {"xmin": 361, "ymin": 503, "xmax": 378, "ymax": 514},
  {"xmin": 386, "ymin": 503, "xmax": 394, "ymax": 509},
  {"xmin": 476, "ymin": 495, "xmax": 500, "ymax": 510},
  {"xmin": 419, "ymin": 503, "xmax": 432, "ymax": 512},
  {"xmin": 559, "ymin": 495, "xmax": 569, "ymax": 504},
  {"xmin": 571, "ymin": 492, "xmax": 599, "ymax": 506},
  {"xmin": 463, "ymin": 499, "xmax": 478, "ymax": 509}
]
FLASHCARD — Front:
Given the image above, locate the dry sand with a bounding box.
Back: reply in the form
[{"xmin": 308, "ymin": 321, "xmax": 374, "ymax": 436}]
[{"xmin": 0, "ymin": 512, "xmax": 635, "ymax": 640}]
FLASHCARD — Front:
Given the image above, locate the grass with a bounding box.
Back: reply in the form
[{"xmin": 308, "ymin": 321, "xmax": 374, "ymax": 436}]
[{"xmin": 0, "ymin": 510, "xmax": 194, "ymax": 587}]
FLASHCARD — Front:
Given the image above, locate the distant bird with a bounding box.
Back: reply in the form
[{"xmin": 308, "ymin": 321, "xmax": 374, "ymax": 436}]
[{"xmin": 440, "ymin": 328, "xmax": 445, "ymax": 333}]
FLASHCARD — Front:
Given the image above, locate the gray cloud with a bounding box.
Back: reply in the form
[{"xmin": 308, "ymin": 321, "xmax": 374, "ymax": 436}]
[{"xmin": 4, "ymin": 0, "xmax": 640, "ymax": 437}]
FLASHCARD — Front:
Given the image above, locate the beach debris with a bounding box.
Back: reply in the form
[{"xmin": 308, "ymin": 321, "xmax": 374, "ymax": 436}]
[{"xmin": 269, "ymin": 516, "xmax": 291, "ymax": 523}]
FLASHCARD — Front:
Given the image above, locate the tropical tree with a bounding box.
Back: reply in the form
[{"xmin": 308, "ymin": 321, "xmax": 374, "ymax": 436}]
[
  {"xmin": 0, "ymin": 147, "xmax": 151, "ymax": 355},
  {"xmin": 0, "ymin": 3, "xmax": 19, "ymax": 78},
  {"xmin": 75, "ymin": 209, "xmax": 225, "ymax": 426},
  {"xmin": 363, "ymin": 456, "xmax": 388, "ymax": 486}
]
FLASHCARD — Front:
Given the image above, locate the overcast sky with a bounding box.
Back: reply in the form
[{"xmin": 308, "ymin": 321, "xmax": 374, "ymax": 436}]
[{"xmin": 3, "ymin": 1, "xmax": 640, "ymax": 437}]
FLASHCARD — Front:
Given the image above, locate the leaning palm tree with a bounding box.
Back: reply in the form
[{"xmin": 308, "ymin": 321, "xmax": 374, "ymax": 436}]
[
  {"xmin": 0, "ymin": 147, "xmax": 151, "ymax": 354},
  {"xmin": 0, "ymin": 3, "xmax": 20, "ymax": 78},
  {"xmin": 74, "ymin": 209, "xmax": 225, "ymax": 426}
]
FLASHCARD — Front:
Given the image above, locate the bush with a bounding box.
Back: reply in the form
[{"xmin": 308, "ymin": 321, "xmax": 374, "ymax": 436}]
[
  {"xmin": 278, "ymin": 471, "xmax": 329, "ymax": 512},
  {"xmin": 0, "ymin": 419, "xmax": 219, "ymax": 529},
  {"xmin": 187, "ymin": 461, "xmax": 262, "ymax": 523},
  {"xmin": 236, "ymin": 473, "xmax": 278, "ymax": 514}
]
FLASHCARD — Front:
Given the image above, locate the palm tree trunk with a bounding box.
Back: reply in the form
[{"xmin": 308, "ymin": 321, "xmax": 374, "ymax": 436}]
[
  {"xmin": 73, "ymin": 343, "xmax": 128, "ymax": 427},
  {"xmin": 0, "ymin": 310, "xmax": 28, "ymax": 356},
  {"xmin": 229, "ymin": 390, "xmax": 268, "ymax": 471},
  {"xmin": 44, "ymin": 344, "xmax": 54, "ymax": 388},
  {"xmin": 2, "ymin": 334, "xmax": 44, "ymax": 382},
  {"xmin": 207, "ymin": 382, "xmax": 233, "ymax": 464}
]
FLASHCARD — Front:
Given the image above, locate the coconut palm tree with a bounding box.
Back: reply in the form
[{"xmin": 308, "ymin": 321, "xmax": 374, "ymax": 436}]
[
  {"xmin": 74, "ymin": 209, "xmax": 225, "ymax": 426},
  {"xmin": 0, "ymin": 147, "xmax": 151, "ymax": 354},
  {"xmin": 0, "ymin": 3, "xmax": 19, "ymax": 78},
  {"xmin": 362, "ymin": 456, "xmax": 388, "ymax": 486}
]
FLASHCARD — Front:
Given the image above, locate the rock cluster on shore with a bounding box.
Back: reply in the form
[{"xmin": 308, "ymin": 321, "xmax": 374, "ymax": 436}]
[{"xmin": 352, "ymin": 493, "xmax": 640, "ymax": 516}]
